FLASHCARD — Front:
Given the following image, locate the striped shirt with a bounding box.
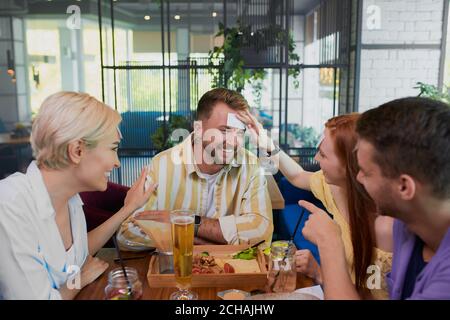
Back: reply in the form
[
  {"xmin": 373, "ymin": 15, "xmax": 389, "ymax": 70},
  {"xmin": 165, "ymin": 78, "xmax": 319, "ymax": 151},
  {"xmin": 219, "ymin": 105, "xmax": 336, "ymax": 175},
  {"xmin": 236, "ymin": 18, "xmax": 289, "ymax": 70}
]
[{"xmin": 118, "ymin": 133, "xmax": 273, "ymax": 247}]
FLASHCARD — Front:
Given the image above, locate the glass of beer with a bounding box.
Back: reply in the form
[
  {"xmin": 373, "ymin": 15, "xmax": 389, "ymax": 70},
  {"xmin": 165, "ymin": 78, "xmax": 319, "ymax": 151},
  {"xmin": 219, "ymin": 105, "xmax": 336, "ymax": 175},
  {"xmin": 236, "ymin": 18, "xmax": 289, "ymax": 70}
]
[{"xmin": 169, "ymin": 209, "xmax": 198, "ymax": 300}]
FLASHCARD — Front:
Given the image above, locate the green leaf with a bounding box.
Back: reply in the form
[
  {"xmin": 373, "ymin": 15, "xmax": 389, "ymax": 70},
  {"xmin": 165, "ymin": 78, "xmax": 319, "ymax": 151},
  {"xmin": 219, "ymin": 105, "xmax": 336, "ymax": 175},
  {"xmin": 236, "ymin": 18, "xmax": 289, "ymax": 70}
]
[
  {"xmin": 207, "ymin": 22, "xmax": 301, "ymax": 97},
  {"xmin": 232, "ymin": 247, "xmax": 257, "ymax": 260},
  {"xmin": 415, "ymin": 82, "xmax": 450, "ymax": 104}
]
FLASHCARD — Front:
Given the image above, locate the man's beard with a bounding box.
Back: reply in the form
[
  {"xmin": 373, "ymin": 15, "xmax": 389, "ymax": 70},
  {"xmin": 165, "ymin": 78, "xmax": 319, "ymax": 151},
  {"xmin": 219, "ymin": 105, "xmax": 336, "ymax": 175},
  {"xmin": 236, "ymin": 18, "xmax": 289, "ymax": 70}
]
[{"xmin": 373, "ymin": 194, "xmax": 397, "ymax": 217}]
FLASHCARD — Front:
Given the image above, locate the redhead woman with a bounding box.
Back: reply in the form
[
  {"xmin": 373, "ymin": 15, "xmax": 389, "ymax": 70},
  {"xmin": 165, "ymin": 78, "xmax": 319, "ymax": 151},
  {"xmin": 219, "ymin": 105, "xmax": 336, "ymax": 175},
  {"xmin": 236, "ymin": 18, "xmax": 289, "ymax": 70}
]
[
  {"xmin": 0, "ymin": 92, "xmax": 157, "ymax": 299},
  {"xmin": 237, "ymin": 111, "xmax": 393, "ymax": 299}
]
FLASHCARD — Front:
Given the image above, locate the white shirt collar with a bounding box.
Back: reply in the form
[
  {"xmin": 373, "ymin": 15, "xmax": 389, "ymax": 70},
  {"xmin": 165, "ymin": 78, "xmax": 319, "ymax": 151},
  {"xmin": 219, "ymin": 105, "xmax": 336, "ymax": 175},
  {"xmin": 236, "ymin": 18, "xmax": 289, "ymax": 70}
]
[{"xmin": 26, "ymin": 161, "xmax": 84, "ymax": 220}]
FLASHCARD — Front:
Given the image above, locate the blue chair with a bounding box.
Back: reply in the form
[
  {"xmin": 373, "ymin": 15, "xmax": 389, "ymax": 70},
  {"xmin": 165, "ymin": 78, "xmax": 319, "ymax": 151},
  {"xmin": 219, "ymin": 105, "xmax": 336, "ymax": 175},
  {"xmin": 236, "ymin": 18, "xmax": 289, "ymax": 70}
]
[
  {"xmin": 0, "ymin": 118, "xmax": 7, "ymax": 133},
  {"xmin": 274, "ymin": 176, "xmax": 329, "ymax": 264}
]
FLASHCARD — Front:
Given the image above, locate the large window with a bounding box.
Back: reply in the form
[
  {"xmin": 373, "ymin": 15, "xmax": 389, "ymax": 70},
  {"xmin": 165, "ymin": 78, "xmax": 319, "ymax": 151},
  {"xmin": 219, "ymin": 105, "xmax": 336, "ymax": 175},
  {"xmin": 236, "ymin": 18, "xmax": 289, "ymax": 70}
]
[
  {"xmin": 24, "ymin": 0, "xmax": 102, "ymax": 113},
  {"xmin": 99, "ymin": 0, "xmax": 356, "ymax": 151},
  {"xmin": 94, "ymin": 0, "xmax": 357, "ymax": 185},
  {"xmin": 1, "ymin": 0, "xmax": 356, "ymax": 183},
  {"xmin": 26, "ymin": 22, "xmax": 61, "ymax": 113}
]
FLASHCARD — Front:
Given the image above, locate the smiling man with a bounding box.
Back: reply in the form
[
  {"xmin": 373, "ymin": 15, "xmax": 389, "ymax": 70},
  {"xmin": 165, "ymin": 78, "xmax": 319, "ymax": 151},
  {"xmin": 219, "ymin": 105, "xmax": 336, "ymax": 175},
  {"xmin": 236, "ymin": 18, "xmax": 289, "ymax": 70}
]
[
  {"xmin": 118, "ymin": 88, "xmax": 273, "ymax": 248},
  {"xmin": 300, "ymin": 97, "xmax": 450, "ymax": 300}
]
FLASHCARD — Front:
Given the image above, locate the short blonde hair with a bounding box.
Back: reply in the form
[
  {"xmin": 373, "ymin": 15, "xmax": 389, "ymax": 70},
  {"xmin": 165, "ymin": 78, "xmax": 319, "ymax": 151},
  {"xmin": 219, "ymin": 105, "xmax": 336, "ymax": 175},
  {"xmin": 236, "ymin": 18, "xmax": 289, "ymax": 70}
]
[{"xmin": 31, "ymin": 91, "xmax": 122, "ymax": 169}]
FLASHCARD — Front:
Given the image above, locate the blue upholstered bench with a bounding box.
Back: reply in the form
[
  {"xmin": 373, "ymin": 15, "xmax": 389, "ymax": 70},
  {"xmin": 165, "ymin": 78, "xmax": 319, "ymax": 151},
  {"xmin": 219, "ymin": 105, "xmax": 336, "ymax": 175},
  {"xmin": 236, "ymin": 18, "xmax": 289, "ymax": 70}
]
[
  {"xmin": 274, "ymin": 176, "xmax": 328, "ymax": 264},
  {"xmin": 119, "ymin": 111, "xmax": 190, "ymax": 149}
]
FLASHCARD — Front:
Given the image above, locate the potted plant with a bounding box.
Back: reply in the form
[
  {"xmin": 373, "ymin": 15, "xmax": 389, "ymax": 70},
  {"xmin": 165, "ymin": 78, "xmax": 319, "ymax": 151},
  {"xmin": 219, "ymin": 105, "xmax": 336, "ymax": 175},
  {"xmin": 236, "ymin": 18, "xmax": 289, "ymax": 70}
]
[
  {"xmin": 208, "ymin": 22, "xmax": 300, "ymax": 93},
  {"xmin": 151, "ymin": 115, "xmax": 192, "ymax": 151},
  {"xmin": 415, "ymin": 82, "xmax": 450, "ymax": 104}
]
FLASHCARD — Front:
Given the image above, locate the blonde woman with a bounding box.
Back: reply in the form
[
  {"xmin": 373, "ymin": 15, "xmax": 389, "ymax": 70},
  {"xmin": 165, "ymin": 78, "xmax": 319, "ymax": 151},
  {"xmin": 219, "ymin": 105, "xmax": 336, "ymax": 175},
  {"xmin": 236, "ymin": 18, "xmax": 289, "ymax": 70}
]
[{"xmin": 0, "ymin": 92, "xmax": 157, "ymax": 300}]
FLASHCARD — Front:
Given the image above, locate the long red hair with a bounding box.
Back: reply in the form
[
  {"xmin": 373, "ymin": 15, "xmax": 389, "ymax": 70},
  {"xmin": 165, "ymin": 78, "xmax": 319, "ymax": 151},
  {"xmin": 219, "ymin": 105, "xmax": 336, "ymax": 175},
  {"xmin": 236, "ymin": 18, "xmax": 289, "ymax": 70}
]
[{"xmin": 325, "ymin": 113, "xmax": 376, "ymax": 297}]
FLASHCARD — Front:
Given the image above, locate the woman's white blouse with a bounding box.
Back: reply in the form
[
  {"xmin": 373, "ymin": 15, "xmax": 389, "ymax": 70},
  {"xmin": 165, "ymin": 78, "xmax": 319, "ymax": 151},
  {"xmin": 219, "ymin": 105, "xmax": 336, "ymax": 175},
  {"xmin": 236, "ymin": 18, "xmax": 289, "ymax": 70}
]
[{"xmin": 0, "ymin": 161, "xmax": 89, "ymax": 300}]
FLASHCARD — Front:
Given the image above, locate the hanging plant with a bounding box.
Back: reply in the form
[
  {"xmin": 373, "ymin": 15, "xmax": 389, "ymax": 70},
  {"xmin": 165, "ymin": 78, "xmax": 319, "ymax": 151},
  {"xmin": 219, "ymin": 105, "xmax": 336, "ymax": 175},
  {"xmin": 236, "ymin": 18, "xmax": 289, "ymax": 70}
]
[
  {"xmin": 208, "ymin": 22, "xmax": 300, "ymax": 93},
  {"xmin": 209, "ymin": 23, "xmax": 266, "ymax": 91}
]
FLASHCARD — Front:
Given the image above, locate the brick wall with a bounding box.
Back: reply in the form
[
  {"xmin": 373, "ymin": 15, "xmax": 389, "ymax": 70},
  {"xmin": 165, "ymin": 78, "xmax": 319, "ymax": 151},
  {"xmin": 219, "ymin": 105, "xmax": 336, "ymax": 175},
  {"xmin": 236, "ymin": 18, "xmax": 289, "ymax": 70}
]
[{"xmin": 358, "ymin": 0, "xmax": 445, "ymax": 112}]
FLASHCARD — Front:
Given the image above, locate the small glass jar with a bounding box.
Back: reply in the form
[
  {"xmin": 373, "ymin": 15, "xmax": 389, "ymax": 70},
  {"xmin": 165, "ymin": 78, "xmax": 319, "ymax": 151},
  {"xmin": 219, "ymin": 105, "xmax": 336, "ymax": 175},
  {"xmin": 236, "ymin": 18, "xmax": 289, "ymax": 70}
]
[
  {"xmin": 265, "ymin": 240, "xmax": 297, "ymax": 293},
  {"xmin": 105, "ymin": 267, "xmax": 143, "ymax": 300}
]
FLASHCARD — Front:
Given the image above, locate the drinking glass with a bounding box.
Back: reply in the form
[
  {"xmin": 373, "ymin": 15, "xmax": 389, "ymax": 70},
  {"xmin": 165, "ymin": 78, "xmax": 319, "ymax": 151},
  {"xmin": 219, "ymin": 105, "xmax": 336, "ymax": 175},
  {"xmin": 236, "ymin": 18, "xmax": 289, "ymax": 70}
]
[
  {"xmin": 105, "ymin": 267, "xmax": 143, "ymax": 300},
  {"xmin": 266, "ymin": 240, "xmax": 297, "ymax": 293},
  {"xmin": 169, "ymin": 209, "xmax": 198, "ymax": 300}
]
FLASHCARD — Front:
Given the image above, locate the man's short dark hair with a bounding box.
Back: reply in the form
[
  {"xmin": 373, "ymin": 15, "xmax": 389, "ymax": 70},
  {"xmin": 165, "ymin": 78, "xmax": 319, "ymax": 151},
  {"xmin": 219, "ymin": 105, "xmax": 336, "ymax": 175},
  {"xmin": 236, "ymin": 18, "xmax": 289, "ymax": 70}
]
[
  {"xmin": 196, "ymin": 88, "xmax": 249, "ymax": 120},
  {"xmin": 356, "ymin": 97, "xmax": 450, "ymax": 199}
]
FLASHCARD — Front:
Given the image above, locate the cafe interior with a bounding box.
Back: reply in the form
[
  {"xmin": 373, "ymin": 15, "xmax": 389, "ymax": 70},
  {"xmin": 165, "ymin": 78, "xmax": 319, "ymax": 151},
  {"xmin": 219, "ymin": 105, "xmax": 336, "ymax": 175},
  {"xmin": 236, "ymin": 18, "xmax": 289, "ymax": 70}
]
[{"xmin": 0, "ymin": 0, "xmax": 449, "ymax": 301}]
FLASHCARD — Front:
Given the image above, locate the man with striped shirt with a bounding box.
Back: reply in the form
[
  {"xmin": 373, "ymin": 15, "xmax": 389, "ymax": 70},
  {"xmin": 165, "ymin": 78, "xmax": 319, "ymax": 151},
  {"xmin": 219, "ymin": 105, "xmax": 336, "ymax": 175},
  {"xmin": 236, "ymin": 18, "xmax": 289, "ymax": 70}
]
[{"xmin": 118, "ymin": 88, "xmax": 273, "ymax": 247}]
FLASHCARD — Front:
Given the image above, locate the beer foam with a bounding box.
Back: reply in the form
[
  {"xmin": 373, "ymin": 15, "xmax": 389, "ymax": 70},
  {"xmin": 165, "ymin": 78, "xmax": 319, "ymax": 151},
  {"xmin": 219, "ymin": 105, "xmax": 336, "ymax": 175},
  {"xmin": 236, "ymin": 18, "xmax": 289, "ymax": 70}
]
[{"xmin": 171, "ymin": 216, "xmax": 194, "ymax": 225}]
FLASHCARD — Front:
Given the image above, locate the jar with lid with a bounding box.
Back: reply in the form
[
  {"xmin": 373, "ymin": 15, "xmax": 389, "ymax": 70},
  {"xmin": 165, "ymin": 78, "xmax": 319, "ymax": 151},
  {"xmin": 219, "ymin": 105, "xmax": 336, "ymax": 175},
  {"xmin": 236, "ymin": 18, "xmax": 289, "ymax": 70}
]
[
  {"xmin": 105, "ymin": 267, "xmax": 143, "ymax": 300},
  {"xmin": 265, "ymin": 240, "xmax": 297, "ymax": 293}
]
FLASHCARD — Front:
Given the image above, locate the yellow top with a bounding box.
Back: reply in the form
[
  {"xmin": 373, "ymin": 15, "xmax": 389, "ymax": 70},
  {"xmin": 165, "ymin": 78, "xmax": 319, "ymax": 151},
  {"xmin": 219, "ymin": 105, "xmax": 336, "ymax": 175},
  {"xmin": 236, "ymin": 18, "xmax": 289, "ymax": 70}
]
[{"xmin": 309, "ymin": 170, "xmax": 392, "ymax": 300}]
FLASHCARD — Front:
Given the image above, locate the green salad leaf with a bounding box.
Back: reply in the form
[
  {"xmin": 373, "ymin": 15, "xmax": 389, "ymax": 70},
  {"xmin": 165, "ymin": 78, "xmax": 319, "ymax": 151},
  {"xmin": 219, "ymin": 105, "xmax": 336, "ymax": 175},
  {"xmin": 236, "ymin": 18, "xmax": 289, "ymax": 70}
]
[{"xmin": 233, "ymin": 247, "xmax": 257, "ymax": 260}]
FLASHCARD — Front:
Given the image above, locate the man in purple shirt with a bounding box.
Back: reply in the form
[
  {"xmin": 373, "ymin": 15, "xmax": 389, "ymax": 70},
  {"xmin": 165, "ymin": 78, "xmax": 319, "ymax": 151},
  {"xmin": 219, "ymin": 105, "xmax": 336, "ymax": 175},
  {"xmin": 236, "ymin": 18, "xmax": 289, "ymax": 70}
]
[{"xmin": 300, "ymin": 97, "xmax": 450, "ymax": 299}]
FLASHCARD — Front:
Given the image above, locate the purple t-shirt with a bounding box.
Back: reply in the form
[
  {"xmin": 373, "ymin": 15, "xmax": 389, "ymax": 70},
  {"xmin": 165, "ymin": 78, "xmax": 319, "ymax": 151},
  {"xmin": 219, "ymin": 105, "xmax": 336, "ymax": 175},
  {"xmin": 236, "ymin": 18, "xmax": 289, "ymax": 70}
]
[{"xmin": 387, "ymin": 219, "xmax": 450, "ymax": 300}]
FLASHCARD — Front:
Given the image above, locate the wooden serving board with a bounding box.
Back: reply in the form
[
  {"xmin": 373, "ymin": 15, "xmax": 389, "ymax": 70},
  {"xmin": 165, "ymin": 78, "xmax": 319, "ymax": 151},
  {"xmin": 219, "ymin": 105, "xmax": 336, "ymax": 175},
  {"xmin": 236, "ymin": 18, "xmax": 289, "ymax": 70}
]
[{"xmin": 147, "ymin": 245, "xmax": 268, "ymax": 289}]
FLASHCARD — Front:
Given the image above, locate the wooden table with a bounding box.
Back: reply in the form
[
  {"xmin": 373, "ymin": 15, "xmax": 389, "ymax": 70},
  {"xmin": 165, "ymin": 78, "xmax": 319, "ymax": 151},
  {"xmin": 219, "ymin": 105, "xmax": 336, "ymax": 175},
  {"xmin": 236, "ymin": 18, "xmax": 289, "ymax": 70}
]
[
  {"xmin": 76, "ymin": 248, "xmax": 313, "ymax": 300},
  {"xmin": 0, "ymin": 133, "xmax": 30, "ymax": 146}
]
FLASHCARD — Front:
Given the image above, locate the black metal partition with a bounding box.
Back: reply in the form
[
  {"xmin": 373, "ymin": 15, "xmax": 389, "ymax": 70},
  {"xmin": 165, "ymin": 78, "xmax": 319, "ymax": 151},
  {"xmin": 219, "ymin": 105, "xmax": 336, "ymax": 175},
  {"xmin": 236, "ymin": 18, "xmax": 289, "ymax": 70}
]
[{"xmin": 97, "ymin": 0, "xmax": 358, "ymax": 185}]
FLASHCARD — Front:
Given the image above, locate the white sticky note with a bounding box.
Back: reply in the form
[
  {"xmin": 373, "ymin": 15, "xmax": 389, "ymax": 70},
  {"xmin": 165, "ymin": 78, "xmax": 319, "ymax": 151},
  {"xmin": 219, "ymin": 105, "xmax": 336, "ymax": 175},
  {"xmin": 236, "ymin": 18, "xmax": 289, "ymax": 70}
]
[
  {"xmin": 144, "ymin": 165, "xmax": 153, "ymax": 192},
  {"xmin": 227, "ymin": 113, "xmax": 246, "ymax": 130}
]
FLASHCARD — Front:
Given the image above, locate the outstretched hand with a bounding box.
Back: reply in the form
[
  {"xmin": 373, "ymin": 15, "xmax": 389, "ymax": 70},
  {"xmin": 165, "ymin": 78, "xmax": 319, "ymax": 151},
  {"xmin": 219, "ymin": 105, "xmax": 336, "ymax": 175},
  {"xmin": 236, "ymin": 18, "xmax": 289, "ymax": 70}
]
[{"xmin": 299, "ymin": 200, "xmax": 341, "ymax": 246}]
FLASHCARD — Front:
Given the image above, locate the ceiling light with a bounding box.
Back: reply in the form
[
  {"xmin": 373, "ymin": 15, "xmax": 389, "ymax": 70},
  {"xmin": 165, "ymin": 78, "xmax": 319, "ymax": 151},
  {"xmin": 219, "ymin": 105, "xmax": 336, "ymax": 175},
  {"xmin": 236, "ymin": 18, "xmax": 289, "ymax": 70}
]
[
  {"xmin": 144, "ymin": 15, "xmax": 151, "ymax": 20},
  {"xmin": 174, "ymin": 15, "xmax": 181, "ymax": 20},
  {"xmin": 212, "ymin": 12, "xmax": 217, "ymax": 17}
]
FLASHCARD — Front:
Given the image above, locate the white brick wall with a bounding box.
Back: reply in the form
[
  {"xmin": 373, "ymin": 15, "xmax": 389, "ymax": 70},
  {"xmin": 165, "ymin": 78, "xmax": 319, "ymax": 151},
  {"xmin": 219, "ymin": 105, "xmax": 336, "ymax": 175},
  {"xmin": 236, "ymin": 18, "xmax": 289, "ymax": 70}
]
[
  {"xmin": 362, "ymin": 0, "xmax": 444, "ymax": 44},
  {"xmin": 359, "ymin": 48, "xmax": 441, "ymax": 112},
  {"xmin": 358, "ymin": 0, "xmax": 445, "ymax": 112}
]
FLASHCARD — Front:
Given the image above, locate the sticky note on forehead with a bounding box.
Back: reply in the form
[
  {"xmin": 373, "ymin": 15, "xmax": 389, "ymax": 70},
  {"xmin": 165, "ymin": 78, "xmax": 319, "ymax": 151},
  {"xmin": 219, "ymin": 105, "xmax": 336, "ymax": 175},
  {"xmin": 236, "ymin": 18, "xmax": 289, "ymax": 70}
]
[{"xmin": 227, "ymin": 113, "xmax": 246, "ymax": 130}]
